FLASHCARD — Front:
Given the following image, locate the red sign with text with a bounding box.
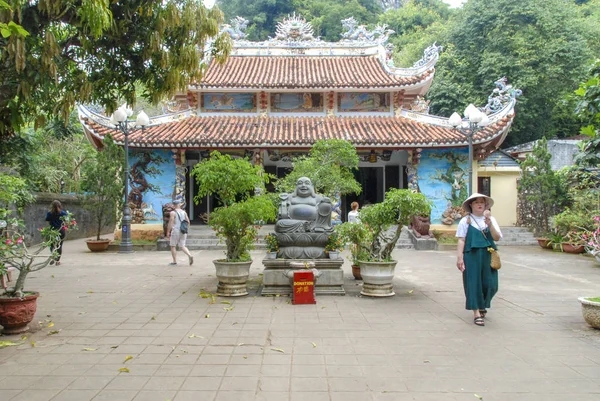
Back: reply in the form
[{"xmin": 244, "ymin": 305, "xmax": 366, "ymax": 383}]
[{"xmin": 292, "ymin": 270, "xmax": 316, "ymax": 305}]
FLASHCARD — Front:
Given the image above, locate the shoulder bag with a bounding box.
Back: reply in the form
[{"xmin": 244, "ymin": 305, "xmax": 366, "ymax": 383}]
[{"xmin": 177, "ymin": 211, "xmax": 189, "ymax": 234}]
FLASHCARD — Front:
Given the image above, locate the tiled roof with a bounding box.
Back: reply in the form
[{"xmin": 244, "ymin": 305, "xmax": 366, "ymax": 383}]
[
  {"xmin": 81, "ymin": 115, "xmax": 513, "ymax": 149},
  {"xmin": 196, "ymin": 56, "xmax": 433, "ymax": 89}
]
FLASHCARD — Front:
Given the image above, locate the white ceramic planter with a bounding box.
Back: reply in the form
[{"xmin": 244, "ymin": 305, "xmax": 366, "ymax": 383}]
[
  {"xmin": 578, "ymin": 297, "xmax": 600, "ymax": 329},
  {"xmin": 213, "ymin": 260, "xmax": 253, "ymax": 297},
  {"xmin": 358, "ymin": 260, "xmax": 398, "ymax": 297},
  {"xmin": 328, "ymin": 251, "xmax": 340, "ymax": 259}
]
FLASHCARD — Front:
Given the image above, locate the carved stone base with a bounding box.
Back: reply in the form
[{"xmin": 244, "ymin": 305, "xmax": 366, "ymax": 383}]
[
  {"xmin": 358, "ymin": 260, "xmax": 397, "ymax": 297},
  {"xmin": 261, "ymin": 259, "xmax": 345, "ymax": 296},
  {"xmin": 213, "ymin": 260, "xmax": 253, "ymax": 297}
]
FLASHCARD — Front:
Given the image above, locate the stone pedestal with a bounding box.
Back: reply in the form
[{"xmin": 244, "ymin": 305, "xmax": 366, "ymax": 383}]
[{"xmin": 261, "ymin": 259, "xmax": 345, "ymax": 296}]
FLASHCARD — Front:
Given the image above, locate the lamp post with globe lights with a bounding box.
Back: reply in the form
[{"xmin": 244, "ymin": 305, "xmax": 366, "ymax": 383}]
[
  {"xmin": 110, "ymin": 105, "xmax": 150, "ymax": 253},
  {"xmin": 448, "ymin": 104, "xmax": 490, "ymax": 196}
]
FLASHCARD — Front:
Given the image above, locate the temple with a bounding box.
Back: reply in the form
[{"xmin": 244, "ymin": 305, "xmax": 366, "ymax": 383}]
[{"xmin": 78, "ymin": 14, "xmax": 519, "ymax": 228}]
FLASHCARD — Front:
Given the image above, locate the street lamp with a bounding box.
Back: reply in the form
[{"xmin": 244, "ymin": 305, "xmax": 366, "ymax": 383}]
[
  {"xmin": 110, "ymin": 104, "xmax": 149, "ymax": 254},
  {"xmin": 202, "ymin": 0, "xmax": 216, "ymax": 9},
  {"xmin": 448, "ymin": 104, "xmax": 490, "ymax": 196}
]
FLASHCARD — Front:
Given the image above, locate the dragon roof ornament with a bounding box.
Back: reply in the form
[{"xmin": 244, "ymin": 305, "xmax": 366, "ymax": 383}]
[
  {"xmin": 340, "ymin": 17, "xmax": 394, "ymax": 45},
  {"xmin": 412, "ymin": 42, "xmax": 443, "ymax": 68},
  {"xmin": 221, "ymin": 16, "xmax": 249, "ymax": 40},
  {"xmin": 484, "ymin": 77, "xmax": 522, "ymax": 114}
]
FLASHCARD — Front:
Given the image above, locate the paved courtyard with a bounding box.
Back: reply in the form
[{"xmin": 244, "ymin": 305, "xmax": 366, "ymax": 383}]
[{"xmin": 1, "ymin": 236, "xmax": 600, "ymax": 401}]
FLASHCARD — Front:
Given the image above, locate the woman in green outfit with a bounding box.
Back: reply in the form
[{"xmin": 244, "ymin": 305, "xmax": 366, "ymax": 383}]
[{"xmin": 456, "ymin": 193, "xmax": 502, "ymax": 326}]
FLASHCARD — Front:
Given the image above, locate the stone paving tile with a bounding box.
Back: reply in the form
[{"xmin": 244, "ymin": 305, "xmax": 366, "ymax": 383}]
[
  {"xmin": 88, "ymin": 389, "xmax": 138, "ymax": 401},
  {"xmin": 2, "ymin": 242, "xmax": 600, "ymax": 401},
  {"xmin": 132, "ymin": 390, "xmax": 177, "ymax": 401},
  {"xmin": 50, "ymin": 389, "xmax": 99, "ymax": 401},
  {"xmin": 7, "ymin": 389, "xmax": 60, "ymax": 401}
]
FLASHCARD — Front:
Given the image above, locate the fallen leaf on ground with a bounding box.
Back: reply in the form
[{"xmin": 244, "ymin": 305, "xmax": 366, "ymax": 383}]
[
  {"xmin": 110, "ymin": 345, "xmax": 119, "ymax": 349},
  {"xmin": 48, "ymin": 330, "xmax": 60, "ymax": 335},
  {"xmin": 408, "ymin": 289, "xmax": 414, "ymax": 294},
  {"xmin": 123, "ymin": 356, "xmax": 133, "ymax": 363},
  {"xmin": 271, "ymin": 348, "xmax": 285, "ymax": 353},
  {"xmin": 205, "ymin": 314, "xmax": 210, "ymax": 318},
  {"xmin": 0, "ymin": 341, "xmax": 21, "ymax": 348},
  {"xmin": 30, "ymin": 341, "xmax": 36, "ymax": 347},
  {"xmin": 47, "ymin": 322, "xmax": 54, "ymax": 328},
  {"xmin": 311, "ymin": 342, "xmax": 317, "ymax": 348},
  {"xmin": 20, "ymin": 335, "xmax": 27, "ymax": 340},
  {"xmin": 474, "ymin": 395, "xmax": 483, "ymax": 400},
  {"xmin": 119, "ymin": 367, "xmax": 130, "ymax": 373},
  {"xmin": 221, "ymin": 301, "xmax": 231, "ymax": 305},
  {"xmin": 224, "ymin": 306, "xmax": 234, "ymax": 311},
  {"xmin": 82, "ymin": 348, "xmax": 97, "ymax": 352}
]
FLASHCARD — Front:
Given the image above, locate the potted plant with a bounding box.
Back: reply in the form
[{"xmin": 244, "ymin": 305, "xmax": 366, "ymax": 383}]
[
  {"xmin": 1, "ymin": 215, "xmax": 76, "ymax": 334},
  {"xmin": 335, "ymin": 222, "xmax": 370, "ymax": 280},
  {"xmin": 191, "ymin": 151, "xmax": 276, "ymax": 296},
  {"xmin": 325, "ymin": 232, "xmax": 343, "ymax": 259},
  {"xmin": 578, "ymin": 297, "xmax": 600, "ymax": 330},
  {"xmin": 264, "ymin": 233, "xmax": 279, "ymax": 259},
  {"xmin": 337, "ymin": 189, "xmax": 431, "ymax": 296},
  {"xmin": 80, "ymin": 135, "xmax": 123, "ymax": 252}
]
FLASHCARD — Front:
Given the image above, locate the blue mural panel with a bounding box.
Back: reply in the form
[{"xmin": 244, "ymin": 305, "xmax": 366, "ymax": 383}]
[
  {"xmin": 418, "ymin": 148, "xmax": 468, "ymax": 225},
  {"xmin": 203, "ymin": 93, "xmax": 256, "ymax": 111},
  {"xmin": 338, "ymin": 92, "xmax": 389, "ymax": 112},
  {"xmin": 128, "ymin": 149, "xmax": 176, "ymax": 223},
  {"xmin": 270, "ymin": 93, "xmax": 323, "ymax": 112}
]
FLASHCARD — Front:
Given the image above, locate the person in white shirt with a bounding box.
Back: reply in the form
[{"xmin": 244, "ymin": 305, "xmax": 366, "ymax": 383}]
[
  {"xmin": 167, "ymin": 200, "xmax": 194, "ymax": 266},
  {"xmin": 456, "ymin": 193, "xmax": 502, "ymax": 327},
  {"xmin": 347, "ymin": 201, "xmax": 360, "ymax": 223}
]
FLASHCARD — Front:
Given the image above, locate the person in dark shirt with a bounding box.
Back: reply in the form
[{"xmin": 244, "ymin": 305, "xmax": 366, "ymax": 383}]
[{"xmin": 45, "ymin": 200, "xmax": 67, "ymax": 265}]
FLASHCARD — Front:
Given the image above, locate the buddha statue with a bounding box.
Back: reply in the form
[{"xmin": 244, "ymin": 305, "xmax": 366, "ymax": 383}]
[{"xmin": 275, "ymin": 177, "xmax": 333, "ymax": 259}]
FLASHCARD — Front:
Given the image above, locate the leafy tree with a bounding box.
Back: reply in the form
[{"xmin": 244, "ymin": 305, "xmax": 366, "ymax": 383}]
[
  {"xmin": 10, "ymin": 112, "xmax": 96, "ymax": 194},
  {"xmin": 219, "ymin": 0, "xmax": 295, "ymax": 41},
  {"xmin": 427, "ymin": 0, "xmax": 593, "ymax": 147},
  {"xmin": 275, "ymin": 139, "xmax": 362, "ymax": 198},
  {"xmin": 0, "ymin": 0, "xmax": 231, "ymax": 139},
  {"xmin": 191, "ymin": 151, "xmax": 276, "ymax": 261},
  {"xmin": 518, "ymin": 138, "xmax": 566, "ymax": 237},
  {"xmin": 80, "ymin": 135, "xmax": 123, "ymax": 241},
  {"xmin": 294, "ymin": 0, "xmax": 382, "ymax": 41},
  {"xmin": 192, "ymin": 151, "xmax": 271, "ymax": 206},
  {"xmin": 573, "ymin": 60, "xmax": 600, "ymax": 167},
  {"xmin": 379, "ymin": 0, "xmax": 451, "ymax": 66}
]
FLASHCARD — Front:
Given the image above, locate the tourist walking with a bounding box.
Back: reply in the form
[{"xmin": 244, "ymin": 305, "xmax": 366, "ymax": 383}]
[
  {"xmin": 456, "ymin": 193, "xmax": 502, "ymax": 326},
  {"xmin": 347, "ymin": 201, "xmax": 360, "ymax": 223},
  {"xmin": 167, "ymin": 200, "xmax": 194, "ymax": 266},
  {"xmin": 45, "ymin": 200, "xmax": 67, "ymax": 265}
]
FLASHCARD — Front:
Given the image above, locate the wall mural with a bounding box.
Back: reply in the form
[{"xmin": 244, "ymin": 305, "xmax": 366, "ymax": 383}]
[
  {"xmin": 417, "ymin": 148, "xmax": 469, "ymax": 225},
  {"xmin": 128, "ymin": 149, "xmax": 176, "ymax": 224},
  {"xmin": 203, "ymin": 93, "xmax": 256, "ymax": 111},
  {"xmin": 270, "ymin": 93, "xmax": 323, "ymax": 112},
  {"xmin": 338, "ymin": 92, "xmax": 389, "ymax": 112}
]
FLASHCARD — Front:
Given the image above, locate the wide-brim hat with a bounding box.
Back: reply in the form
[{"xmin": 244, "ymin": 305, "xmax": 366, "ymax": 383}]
[{"xmin": 462, "ymin": 193, "xmax": 494, "ymax": 213}]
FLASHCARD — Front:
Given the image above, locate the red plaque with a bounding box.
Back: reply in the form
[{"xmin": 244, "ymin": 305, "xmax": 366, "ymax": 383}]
[{"xmin": 292, "ymin": 270, "xmax": 316, "ymax": 305}]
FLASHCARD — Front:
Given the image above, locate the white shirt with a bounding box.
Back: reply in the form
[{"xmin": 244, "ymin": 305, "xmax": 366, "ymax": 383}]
[
  {"xmin": 455, "ymin": 214, "xmax": 502, "ymax": 239},
  {"xmin": 348, "ymin": 210, "xmax": 359, "ymax": 223}
]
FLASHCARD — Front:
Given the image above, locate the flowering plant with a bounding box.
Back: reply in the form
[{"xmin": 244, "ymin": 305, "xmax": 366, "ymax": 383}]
[
  {"xmin": 1, "ymin": 214, "xmax": 76, "ymax": 298},
  {"xmin": 264, "ymin": 233, "xmax": 279, "ymax": 253},
  {"xmin": 575, "ymin": 216, "xmax": 600, "ymax": 257},
  {"xmin": 325, "ymin": 232, "xmax": 344, "ymax": 253}
]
